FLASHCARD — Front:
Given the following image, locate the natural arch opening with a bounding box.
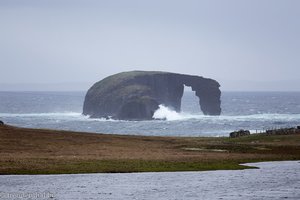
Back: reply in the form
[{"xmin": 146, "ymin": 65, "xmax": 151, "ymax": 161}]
[{"xmin": 181, "ymin": 85, "xmax": 202, "ymax": 114}]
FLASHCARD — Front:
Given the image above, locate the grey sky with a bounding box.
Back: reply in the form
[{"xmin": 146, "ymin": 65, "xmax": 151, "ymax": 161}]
[{"xmin": 0, "ymin": 0, "xmax": 299, "ymax": 91}]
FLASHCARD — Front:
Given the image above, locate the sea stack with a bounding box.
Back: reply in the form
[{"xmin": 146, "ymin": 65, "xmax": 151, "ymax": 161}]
[{"xmin": 83, "ymin": 71, "xmax": 221, "ymax": 120}]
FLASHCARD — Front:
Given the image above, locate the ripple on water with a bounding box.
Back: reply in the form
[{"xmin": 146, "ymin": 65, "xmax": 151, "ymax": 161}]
[{"xmin": 0, "ymin": 161, "xmax": 299, "ymax": 200}]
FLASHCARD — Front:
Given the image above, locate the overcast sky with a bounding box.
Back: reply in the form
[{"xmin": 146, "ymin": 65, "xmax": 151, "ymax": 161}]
[{"xmin": 0, "ymin": 0, "xmax": 299, "ymax": 91}]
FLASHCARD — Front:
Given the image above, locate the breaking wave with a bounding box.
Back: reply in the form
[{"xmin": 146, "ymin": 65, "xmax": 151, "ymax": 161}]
[
  {"xmin": 0, "ymin": 112, "xmax": 121, "ymax": 122},
  {"xmin": 152, "ymin": 105, "xmax": 194, "ymax": 121},
  {"xmin": 153, "ymin": 105, "xmax": 300, "ymax": 122},
  {"xmin": 1, "ymin": 107, "xmax": 300, "ymax": 123},
  {"xmin": 0, "ymin": 112, "xmax": 84, "ymax": 118}
]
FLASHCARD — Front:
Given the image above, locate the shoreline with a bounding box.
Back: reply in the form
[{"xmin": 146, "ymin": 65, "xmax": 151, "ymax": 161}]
[
  {"xmin": 1, "ymin": 124, "xmax": 300, "ymax": 175},
  {"xmin": 1, "ymin": 161, "xmax": 299, "ymax": 176}
]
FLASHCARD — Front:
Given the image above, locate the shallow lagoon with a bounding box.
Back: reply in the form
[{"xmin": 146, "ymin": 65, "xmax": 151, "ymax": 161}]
[{"xmin": 0, "ymin": 161, "xmax": 299, "ymax": 200}]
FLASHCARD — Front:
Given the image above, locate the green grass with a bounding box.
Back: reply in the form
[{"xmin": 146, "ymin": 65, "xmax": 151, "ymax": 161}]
[
  {"xmin": 0, "ymin": 159, "xmax": 261, "ymax": 175},
  {"xmin": 1, "ymin": 125, "xmax": 300, "ymax": 175}
]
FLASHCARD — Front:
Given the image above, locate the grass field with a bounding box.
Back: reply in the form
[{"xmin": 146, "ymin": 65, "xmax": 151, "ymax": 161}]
[{"xmin": 0, "ymin": 124, "xmax": 300, "ymax": 174}]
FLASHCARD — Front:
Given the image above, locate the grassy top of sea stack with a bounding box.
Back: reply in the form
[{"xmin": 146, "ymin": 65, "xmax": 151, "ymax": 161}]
[{"xmin": 0, "ymin": 124, "xmax": 300, "ymax": 175}]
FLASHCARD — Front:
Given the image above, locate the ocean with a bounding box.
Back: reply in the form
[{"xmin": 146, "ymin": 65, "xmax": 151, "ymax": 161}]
[{"xmin": 0, "ymin": 90, "xmax": 300, "ymax": 137}]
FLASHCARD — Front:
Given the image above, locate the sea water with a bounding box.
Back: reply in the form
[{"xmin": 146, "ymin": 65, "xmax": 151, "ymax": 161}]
[
  {"xmin": 0, "ymin": 91, "xmax": 300, "ymax": 136},
  {"xmin": 0, "ymin": 161, "xmax": 299, "ymax": 200}
]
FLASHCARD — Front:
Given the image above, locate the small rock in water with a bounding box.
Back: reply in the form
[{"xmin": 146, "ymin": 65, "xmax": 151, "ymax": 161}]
[{"xmin": 0, "ymin": 120, "xmax": 4, "ymax": 125}]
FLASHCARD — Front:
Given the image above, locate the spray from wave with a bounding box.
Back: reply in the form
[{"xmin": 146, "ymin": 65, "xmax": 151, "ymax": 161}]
[
  {"xmin": 152, "ymin": 105, "xmax": 196, "ymax": 121},
  {"xmin": 152, "ymin": 105, "xmax": 300, "ymax": 122},
  {"xmin": 1, "ymin": 107, "xmax": 300, "ymax": 123}
]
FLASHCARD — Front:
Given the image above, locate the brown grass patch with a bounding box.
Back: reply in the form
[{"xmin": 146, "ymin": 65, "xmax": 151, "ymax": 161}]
[{"xmin": 1, "ymin": 124, "xmax": 300, "ymax": 174}]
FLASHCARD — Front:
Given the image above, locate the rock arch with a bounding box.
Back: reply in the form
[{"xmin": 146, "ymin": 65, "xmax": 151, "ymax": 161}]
[{"xmin": 83, "ymin": 71, "xmax": 221, "ymax": 120}]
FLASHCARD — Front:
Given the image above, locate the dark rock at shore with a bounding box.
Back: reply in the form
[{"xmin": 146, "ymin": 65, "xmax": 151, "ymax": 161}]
[
  {"xmin": 266, "ymin": 127, "xmax": 300, "ymax": 135},
  {"xmin": 230, "ymin": 129, "xmax": 250, "ymax": 138},
  {"xmin": 83, "ymin": 71, "xmax": 221, "ymax": 120},
  {"xmin": 0, "ymin": 120, "xmax": 4, "ymax": 125}
]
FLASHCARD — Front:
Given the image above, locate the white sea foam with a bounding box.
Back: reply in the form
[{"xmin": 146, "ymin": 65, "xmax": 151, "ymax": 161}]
[
  {"xmin": 1, "ymin": 110, "xmax": 300, "ymax": 123},
  {"xmin": 0, "ymin": 112, "xmax": 122, "ymax": 122},
  {"xmin": 152, "ymin": 105, "xmax": 193, "ymax": 121},
  {"xmin": 0, "ymin": 112, "xmax": 84, "ymax": 119},
  {"xmin": 218, "ymin": 113, "xmax": 300, "ymax": 122},
  {"xmin": 153, "ymin": 105, "xmax": 300, "ymax": 122},
  {"xmin": 1, "ymin": 109, "xmax": 300, "ymax": 124}
]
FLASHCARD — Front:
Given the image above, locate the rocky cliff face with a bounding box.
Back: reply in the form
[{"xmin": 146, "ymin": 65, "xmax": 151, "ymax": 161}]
[{"xmin": 83, "ymin": 71, "xmax": 221, "ymax": 120}]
